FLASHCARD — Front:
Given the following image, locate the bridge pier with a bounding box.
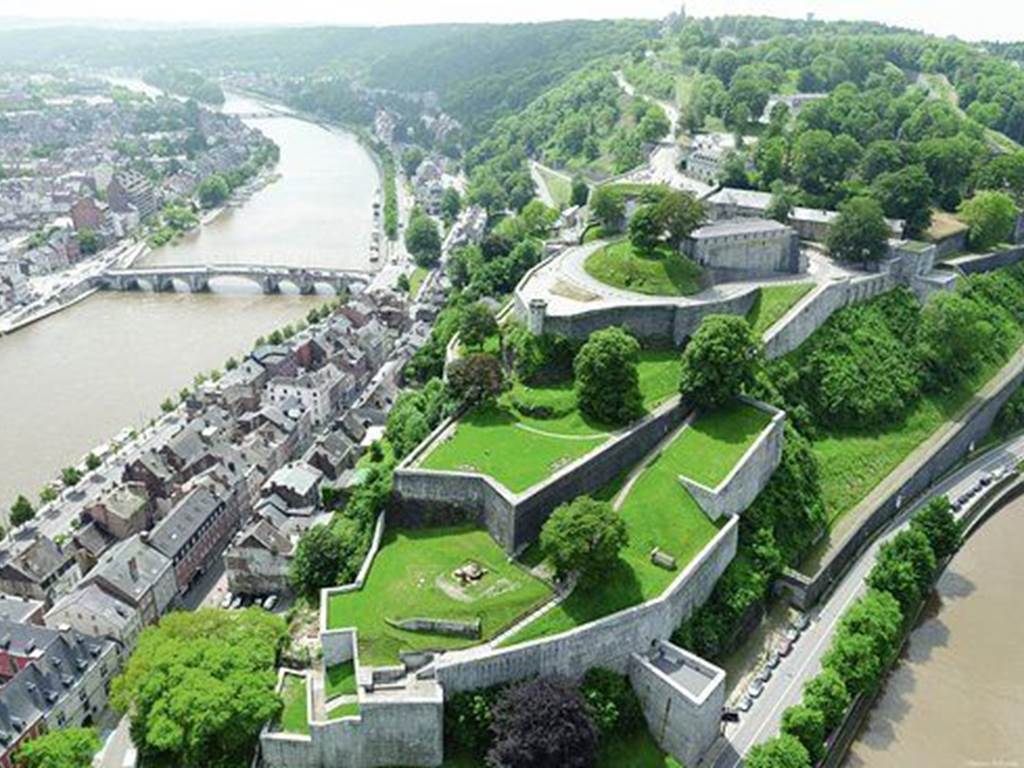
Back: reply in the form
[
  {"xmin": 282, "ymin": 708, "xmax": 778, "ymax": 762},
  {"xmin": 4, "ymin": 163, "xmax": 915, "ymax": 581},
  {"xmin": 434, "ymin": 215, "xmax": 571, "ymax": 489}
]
[
  {"xmin": 262, "ymin": 276, "xmax": 281, "ymax": 295},
  {"xmin": 155, "ymin": 276, "xmax": 175, "ymax": 293},
  {"xmin": 298, "ymin": 273, "xmax": 316, "ymax": 295},
  {"xmin": 189, "ymin": 275, "xmax": 210, "ymax": 293}
]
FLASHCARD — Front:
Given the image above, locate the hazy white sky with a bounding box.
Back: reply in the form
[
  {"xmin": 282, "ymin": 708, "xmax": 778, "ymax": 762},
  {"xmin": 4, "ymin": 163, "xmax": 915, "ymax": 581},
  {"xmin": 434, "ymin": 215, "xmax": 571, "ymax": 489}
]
[{"xmin": 3, "ymin": 0, "xmax": 1023, "ymax": 42}]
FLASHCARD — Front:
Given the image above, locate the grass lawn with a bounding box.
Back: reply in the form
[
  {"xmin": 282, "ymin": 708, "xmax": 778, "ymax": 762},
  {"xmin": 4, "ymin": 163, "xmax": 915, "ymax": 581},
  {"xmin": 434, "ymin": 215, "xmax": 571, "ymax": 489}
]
[
  {"xmin": 500, "ymin": 411, "xmax": 731, "ymax": 646},
  {"xmin": 408, "ymin": 266, "xmax": 428, "ymax": 298},
  {"xmin": 420, "ymin": 351, "xmax": 682, "ymax": 493},
  {"xmin": 670, "ymin": 401, "xmax": 773, "ymax": 488},
  {"xmin": 327, "ymin": 525, "xmax": 553, "ymax": 666},
  {"xmin": 279, "ymin": 674, "xmax": 309, "ymax": 735},
  {"xmin": 814, "ymin": 353, "xmax": 1018, "ymax": 527},
  {"xmin": 324, "ymin": 660, "xmax": 357, "ymax": 700},
  {"xmin": 746, "ymin": 283, "xmax": 814, "ymax": 337},
  {"xmin": 536, "ymin": 164, "xmax": 572, "ymax": 208},
  {"xmin": 585, "ymin": 239, "xmax": 703, "ymax": 296},
  {"xmin": 327, "ymin": 701, "xmax": 360, "ymax": 719}
]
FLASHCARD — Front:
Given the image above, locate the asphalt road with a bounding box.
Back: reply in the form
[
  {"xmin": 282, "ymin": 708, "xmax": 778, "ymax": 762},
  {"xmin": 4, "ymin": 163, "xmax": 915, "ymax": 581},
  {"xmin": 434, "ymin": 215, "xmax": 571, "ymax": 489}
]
[{"xmin": 707, "ymin": 435, "xmax": 1024, "ymax": 768}]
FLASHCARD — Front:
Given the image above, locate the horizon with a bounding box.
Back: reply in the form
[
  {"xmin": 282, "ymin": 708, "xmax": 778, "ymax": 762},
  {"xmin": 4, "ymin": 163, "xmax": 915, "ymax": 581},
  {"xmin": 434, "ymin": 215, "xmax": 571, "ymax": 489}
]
[{"xmin": 0, "ymin": 1, "xmax": 1022, "ymax": 43}]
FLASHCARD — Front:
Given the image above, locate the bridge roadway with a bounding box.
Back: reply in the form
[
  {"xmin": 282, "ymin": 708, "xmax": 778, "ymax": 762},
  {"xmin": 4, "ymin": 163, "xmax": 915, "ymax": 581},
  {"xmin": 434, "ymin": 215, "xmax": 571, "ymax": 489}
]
[{"xmin": 95, "ymin": 263, "xmax": 372, "ymax": 296}]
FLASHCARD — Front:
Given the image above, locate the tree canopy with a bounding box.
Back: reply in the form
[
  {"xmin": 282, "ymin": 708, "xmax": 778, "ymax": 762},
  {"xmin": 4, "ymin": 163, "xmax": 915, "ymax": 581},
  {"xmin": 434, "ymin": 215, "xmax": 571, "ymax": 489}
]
[
  {"xmin": 111, "ymin": 609, "xmax": 286, "ymax": 768},
  {"xmin": 16, "ymin": 727, "xmax": 99, "ymax": 768},
  {"xmin": 540, "ymin": 496, "xmax": 628, "ymax": 586},
  {"xmin": 826, "ymin": 195, "xmax": 891, "ymax": 264},
  {"xmin": 405, "ymin": 211, "xmax": 442, "ymax": 267},
  {"xmin": 679, "ymin": 315, "xmax": 760, "ymax": 409},
  {"xmin": 573, "ymin": 327, "xmax": 643, "ymax": 424},
  {"xmin": 958, "ymin": 190, "xmax": 1020, "ymax": 251}
]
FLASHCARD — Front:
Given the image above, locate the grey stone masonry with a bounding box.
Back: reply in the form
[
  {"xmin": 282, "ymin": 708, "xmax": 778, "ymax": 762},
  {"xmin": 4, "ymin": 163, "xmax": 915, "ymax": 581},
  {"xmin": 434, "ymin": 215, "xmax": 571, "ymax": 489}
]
[
  {"xmin": 629, "ymin": 640, "xmax": 726, "ymax": 768},
  {"xmin": 678, "ymin": 397, "xmax": 785, "ymax": 520}
]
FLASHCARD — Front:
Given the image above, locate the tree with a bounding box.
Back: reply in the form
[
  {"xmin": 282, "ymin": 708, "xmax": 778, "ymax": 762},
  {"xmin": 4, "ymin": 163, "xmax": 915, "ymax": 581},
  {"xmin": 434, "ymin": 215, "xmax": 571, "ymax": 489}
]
[
  {"xmin": 803, "ymin": 669, "xmax": 850, "ymax": 733},
  {"xmin": 910, "ymin": 496, "xmax": 962, "ymax": 561},
  {"xmin": 765, "ymin": 181, "xmax": 796, "ymax": 223},
  {"xmin": 61, "ymin": 467, "xmax": 82, "ymax": 486},
  {"xmin": 486, "ymin": 676, "xmax": 598, "ymax": 768},
  {"xmin": 917, "ymin": 291, "xmax": 993, "ymax": 388},
  {"xmin": 745, "ymin": 734, "xmax": 811, "ymax": 768},
  {"xmin": 872, "ymin": 165, "xmax": 933, "ymax": 237},
  {"xmin": 589, "ymin": 186, "xmax": 625, "ymax": 233},
  {"xmin": 637, "ymin": 104, "xmax": 671, "ymax": 143},
  {"xmin": 401, "ymin": 146, "xmax": 425, "ymax": 178},
  {"xmin": 447, "ymin": 353, "xmax": 506, "ymax": 405},
  {"xmin": 78, "ymin": 228, "xmax": 99, "ymax": 255},
  {"xmin": 869, "ymin": 529, "xmax": 937, "ymax": 614},
  {"xmin": 290, "ymin": 523, "xmax": 345, "ymax": 597},
  {"xmin": 197, "ymin": 174, "xmax": 229, "ymax": 209},
  {"xmin": 822, "ymin": 631, "xmax": 884, "ymax": 696},
  {"xmin": 10, "ymin": 494, "xmax": 34, "ymax": 527},
  {"xmin": 679, "ymin": 315, "xmax": 760, "ymax": 409},
  {"xmin": 85, "ymin": 452, "xmax": 101, "ymax": 471},
  {"xmin": 16, "ymin": 727, "xmax": 100, "ymax": 768},
  {"xmin": 628, "ymin": 204, "xmax": 663, "ymax": 252},
  {"xmin": 958, "ymin": 190, "xmax": 1020, "ymax": 251},
  {"xmin": 112, "ymin": 609, "xmax": 286, "ymax": 768},
  {"xmin": 573, "ymin": 327, "xmax": 643, "ymax": 424},
  {"xmin": 459, "ymin": 302, "xmax": 499, "ymax": 349},
  {"xmin": 540, "ymin": 497, "xmax": 628, "ymax": 585},
  {"xmin": 396, "ymin": 273, "xmax": 411, "ymax": 292},
  {"xmin": 826, "ymin": 196, "xmax": 891, "ymax": 265},
  {"xmin": 405, "ymin": 212, "xmax": 442, "ymax": 267},
  {"xmin": 571, "ymin": 176, "xmax": 590, "ymax": 207},
  {"xmin": 781, "ymin": 704, "xmax": 826, "ymax": 763},
  {"xmin": 441, "ymin": 187, "xmax": 462, "ymax": 223},
  {"xmin": 839, "ymin": 590, "xmax": 903, "ymax": 660},
  {"xmin": 39, "ymin": 486, "xmax": 58, "ymax": 504},
  {"xmin": 579, "ymin": 668, "xmax": 643, "ymax": 736},
  {"xmin": 655, "ymin": 189, "xmax": 705, "ymax": 248}
]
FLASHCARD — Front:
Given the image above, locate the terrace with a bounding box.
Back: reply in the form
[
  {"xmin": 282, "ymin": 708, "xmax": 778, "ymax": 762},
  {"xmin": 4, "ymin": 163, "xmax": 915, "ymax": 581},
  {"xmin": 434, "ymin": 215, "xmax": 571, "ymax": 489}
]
[{"xmin": 417, "ymin": 348, "xmax": 683, "ymax": 493}]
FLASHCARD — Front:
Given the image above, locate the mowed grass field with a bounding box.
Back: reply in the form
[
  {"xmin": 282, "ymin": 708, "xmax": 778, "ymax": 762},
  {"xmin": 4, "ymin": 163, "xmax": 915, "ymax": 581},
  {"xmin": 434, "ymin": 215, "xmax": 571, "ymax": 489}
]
[
  {"xmin": 584, "ymin": 239, "xmax": 703, "ymax": 296},
  {"xmin": 278, "ymin": 674, "xmax": 309, "ymax": 734},
  {"xmin": 327, "ymin": 525, "xmax": 553, "ymax": 666},
  {"xmin": 324, "ymin": 660, "xmax": 356, "ymax": 700},
  {"xmin": 421, "ymin": 350, "xmax": 683, "ymax": 493},
  {"xmin": 746, "ymin": 283, "xmax": 814, "ymax": 337},
  {"xmin": 500, "ymin": 402, "xmax": 769, "ymax": 646}
]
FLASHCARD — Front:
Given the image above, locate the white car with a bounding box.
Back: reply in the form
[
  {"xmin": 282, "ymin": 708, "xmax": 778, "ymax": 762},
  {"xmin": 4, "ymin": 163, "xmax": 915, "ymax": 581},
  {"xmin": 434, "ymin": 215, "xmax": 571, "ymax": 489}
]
[
  {"xmin": 220, "ymin": 593, "xmax": 233, "ymax": 609},
  {"xmin": 262, "ymin": 594, "xmax": 279, "ymax": 611},
  {"xmin": 747, "ymin": 680, "xmax": 765, "ymax": 699}
]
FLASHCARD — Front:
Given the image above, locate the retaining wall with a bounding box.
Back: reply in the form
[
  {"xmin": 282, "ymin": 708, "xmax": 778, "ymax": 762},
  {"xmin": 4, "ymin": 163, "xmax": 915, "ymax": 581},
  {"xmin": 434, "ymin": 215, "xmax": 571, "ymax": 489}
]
[
  {"xmin": 430, "ymin": 516, "xmax": 738, "ymax": 693},
  {"xmin": 780, "ymin": 347, "xmax": 1024, "ymax": 610},
  {"xmin": 945, "ymin": 244, "xmax": 1024, "ymax": 275},
  {"xmin": 680, "ymin": 399, "xmax": 785, "ymax": 520},
  {"xmin": 394, "ymin": 396, "xmax": 690, "ymax": 554}
]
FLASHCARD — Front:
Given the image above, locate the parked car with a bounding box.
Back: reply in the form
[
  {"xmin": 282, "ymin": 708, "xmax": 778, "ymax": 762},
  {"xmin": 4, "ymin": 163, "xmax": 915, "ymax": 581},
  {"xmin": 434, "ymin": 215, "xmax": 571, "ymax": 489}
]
[
  {"xmin": 793, "ymin": 613, "xmax": 811, "ymax": 632},
  {"xmin": 737, "ymin": 695, "xmax": 753, "ymax": 712},
  {"xmin": 766, "ymin": 650, "xmax": 781, "ymax": 669},
  {"xmin": 777, "ymin": 638, "xmax": 794, "ymax": 657},
  {"xmin": 755, "ymin": 666, "xmax": 772, "ymax": 684},
  {"xmin": 230, "ymin": 595, "xmax": 243, "ymax": 610},
  {"xmin": 784, "ymin": 626, "xmax": 800, "ymax": 642},
  {"xmin": 220, "ymin": 592, "xmax": 233, "ymax": 609},
  {"xmin": 747, "ymin": 680, "xmax": 765, "ymax": 699},
  {"xmin": 721, "ymin": 708, "xmax": 741, "ymax": 723},
  {"xmin": 263, "ymin": 594, "xmax": 279, "ymax": 611}
]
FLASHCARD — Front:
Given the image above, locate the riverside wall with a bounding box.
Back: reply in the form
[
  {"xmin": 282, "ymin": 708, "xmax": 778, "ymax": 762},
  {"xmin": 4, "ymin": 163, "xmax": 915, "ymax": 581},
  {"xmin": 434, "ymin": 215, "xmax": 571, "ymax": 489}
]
[
  {"xmin": 430, "ymin": 516, "xmax": 738, "ymax": 692},
  {"xmin": 393, "ymin": 397, "xmax": 689, "ymax": 554},
  {"xmin": 780, "ymin": 348, "xmax": 1024, "ymax": 610}
]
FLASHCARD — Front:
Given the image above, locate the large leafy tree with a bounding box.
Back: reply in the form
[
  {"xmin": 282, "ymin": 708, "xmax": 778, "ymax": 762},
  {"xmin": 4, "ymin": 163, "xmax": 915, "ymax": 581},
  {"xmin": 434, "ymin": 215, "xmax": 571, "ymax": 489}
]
[
  {"xmin": 910, "ymin": 496, "xmax": 962, "ymax": 561},
  {"xmin": 826, "ymin": 195, "xmax": 891, "ymax": 265},
  {"xmin": 871, "ymin": 164, "xmax": 933, "ymax": 237},
  {"xmin": 589, "ymin": 186, "xmax": 625, "ymax": 233},
  {"xmin": 838, "ymin": 590, "xmax": 903, "ymax": 660},
  {"xmin": 781, "ymin": 704, "xmax": 826, "ymax": 763},
  {"xmin": 10, "ymin": 494, "xmax": 35, "ymax": 527},
  {"xmin": 486, "ymin": 676, "xmax": 598, "ymax": 768},
  {"xmin": 870, "ymin": 529, "xmax": 937, "ymax": 613},
  {"xmin": 745, "ymin": 734, "xmax": 811, "ymax": 768},
  {"xmin": 916, "ymin": 291, "xmax": 994, "ymax": 389},
  {"xmin": 540, "ymin": 496, "xmax": 628, "ymax": 585},
  {"xmin": 459, "ymin": 302, "xmax": 499, "ymax": 349},
  {"xmin": 802, "ymin": 669, "xmax": 850, "ymax": 733},
  {"xmin": 679, "ymin": 315, "xmax": 760, "ymax": 409},
  {"xmin": 111, "ymin": 609, "xmax": 287, "ymax": 768},
  {"xmin": 958, "ymin": 190, "xmax": 1020, "ymax": 251},
  {"xmin": 289, "ymin": 521, "xmax": 364, "ymax": 597},
  {"xmin": 405, "ymin": 212, "xmax": 442, "ymax": 267},
  {"xmin": 628, "ymin": 204, "xmax": 663, "ymax": 252},
  {"xmin": 16, "ymin": 727, "xmax": 99, "ymax": 768},
  {"xmin": 447, "ymin": 353, "xmax": 507, "ymax": 405},
  {"xmin": 822, "ymin": 631, "xmax": 884, "ymax": 696},
  {"xmin": 573, "ymin": 327, "xmax": 643, "ymax": 425},
  {"xmin": 655, "ymin": 188, "xmax": 706, "ymax": 248}
]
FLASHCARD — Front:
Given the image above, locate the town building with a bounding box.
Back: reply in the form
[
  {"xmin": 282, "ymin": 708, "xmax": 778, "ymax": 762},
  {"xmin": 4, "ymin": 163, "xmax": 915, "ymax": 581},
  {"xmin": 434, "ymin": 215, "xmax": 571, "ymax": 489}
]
[
  {"xmin": 81, "ymin": 535, "xmax": 177, "ymax": 627},
  {"xmin": 0, "ymin": 595, "xmax": 44, "ymax": 626},
  {"xmin": 684, "ymin": 218, "xmax": 803, "ymax": 277},
  {"xmin": 43, "ymin": 582, "xmax": 142, "ymax": 650},
  {"xmin": 82, "ymin": 483, "xmax": 152, "ymax": 541},
  {"xmin": 107, "ymin": 169, "xmax": 157, "ymax": 221}
]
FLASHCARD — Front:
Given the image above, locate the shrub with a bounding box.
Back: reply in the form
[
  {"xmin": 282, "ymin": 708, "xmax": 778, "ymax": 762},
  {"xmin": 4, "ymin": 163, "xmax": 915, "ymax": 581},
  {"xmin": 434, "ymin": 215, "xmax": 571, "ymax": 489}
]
[
  {"xmin": 959, "ymin": 190, "xmax": 1019, "ymax": 251},
  {"xmin": 447, "ymin": 353, "xmax": 507, "ymax": 405},
  {"xmin": 445, "ymin": 687, "xmax": 499, "ymax": 757},
  {"xmin": 579, "ymin": 668, "xmax": 644, "ymax": 737}
]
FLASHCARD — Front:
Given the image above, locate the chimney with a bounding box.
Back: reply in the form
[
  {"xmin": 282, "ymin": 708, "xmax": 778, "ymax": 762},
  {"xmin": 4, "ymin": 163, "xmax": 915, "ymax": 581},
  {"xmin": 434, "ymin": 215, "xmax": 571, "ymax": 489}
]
[{"xmin": 128, "ymin": 557, "xmax": 139, "ymax": 582}]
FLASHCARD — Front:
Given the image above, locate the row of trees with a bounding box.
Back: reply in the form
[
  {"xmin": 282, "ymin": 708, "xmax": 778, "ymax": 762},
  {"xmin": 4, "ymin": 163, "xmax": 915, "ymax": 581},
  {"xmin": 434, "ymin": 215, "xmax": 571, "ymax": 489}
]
[{"xmin": 748, "ymin": 497, "xmax": 962, "ymax": 767}]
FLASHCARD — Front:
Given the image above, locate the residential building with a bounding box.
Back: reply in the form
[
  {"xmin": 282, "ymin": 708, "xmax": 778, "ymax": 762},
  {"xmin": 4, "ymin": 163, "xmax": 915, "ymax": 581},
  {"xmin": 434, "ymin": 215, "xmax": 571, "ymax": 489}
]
[
  {"xmin": 0, "ymin": 595, "xmax": 44, "ymax": 626},
  {"xmin": 82, "ymin": 483, "xmax": 152, "ymax": 540},
  {"xmin": 106, "ymin": 169, "xmax": 157, "ymax": 221},
  {"xmin": 0, "ymin": 529, "xmax": 77, "ymax": 603},
  {"xmin": 82, "ymin": 535, "xmax": 177, "ymax": 627},
  {"xmin": 223, "ymin": 517, "xmax": 294, "ymax": 597},
  {"xmin": 44, "ymin": 583, "xmax": 142, "ymax": 650}
]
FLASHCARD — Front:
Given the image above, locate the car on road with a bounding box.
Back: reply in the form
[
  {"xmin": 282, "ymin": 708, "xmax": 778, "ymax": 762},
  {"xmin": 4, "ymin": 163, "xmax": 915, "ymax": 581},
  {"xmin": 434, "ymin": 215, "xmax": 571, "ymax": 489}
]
[
  {"xmin": 736, "ymin": 695, "xmax": 753, "ymax": 712},
  {"xmin": 747, "ymin": 680, "xmax": 765, "ymax": 699},
  {"xmin": 766, "ymin": 650, "xmax": 781, "ymax": 669},
  {"xmin": 784, "ymin": 626, "xmax": 800, "ymax": 642},
  {"xmin": 777, "ymin": 637, "xmax": 794, "ymax": 657},
  {"xmin": 793, "ymin": 613, "xmax": 811, "ymax": 632},
  {"xmin": 220, "ymin": 592, "xmax": 233, "ymax": 609},
  {"xmin": 721, "ymin": 708, "xmax": 741, "ymax": 723},
  {"xmin": 755, "ymin": 666, "xmax": 772, "ymax": 684}
]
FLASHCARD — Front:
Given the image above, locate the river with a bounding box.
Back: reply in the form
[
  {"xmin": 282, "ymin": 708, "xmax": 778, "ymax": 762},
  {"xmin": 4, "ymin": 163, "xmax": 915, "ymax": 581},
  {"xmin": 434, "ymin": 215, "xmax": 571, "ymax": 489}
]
[
  {"xmin": 0, "ymin": 89, "xmax": 380, "ymax": 514},
  {"xmin": 846, "ymin": 497, "xmax": 1024, "ymax": 768}
]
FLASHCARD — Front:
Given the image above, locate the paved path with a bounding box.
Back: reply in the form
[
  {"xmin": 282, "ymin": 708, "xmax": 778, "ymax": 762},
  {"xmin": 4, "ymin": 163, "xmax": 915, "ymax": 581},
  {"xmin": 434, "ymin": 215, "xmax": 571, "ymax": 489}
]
[{"xmin": 707, "ymin": 435, "xmax": 1024, "ymax": 768}]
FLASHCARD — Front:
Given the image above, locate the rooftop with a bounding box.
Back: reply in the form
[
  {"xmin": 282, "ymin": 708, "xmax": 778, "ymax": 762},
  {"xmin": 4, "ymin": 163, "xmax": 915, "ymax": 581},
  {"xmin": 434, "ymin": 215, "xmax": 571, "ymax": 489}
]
[{"xmin": 690, "ymin": 217, "xmax": 789, "ymax": 239}]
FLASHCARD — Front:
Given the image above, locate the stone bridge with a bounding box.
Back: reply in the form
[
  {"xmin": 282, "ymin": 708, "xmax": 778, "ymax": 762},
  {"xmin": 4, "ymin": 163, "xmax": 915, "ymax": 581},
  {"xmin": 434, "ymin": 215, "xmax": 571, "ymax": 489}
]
[{"xmin": 96, "ymin": 264, "xmax": 371, "ymax": 296}]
